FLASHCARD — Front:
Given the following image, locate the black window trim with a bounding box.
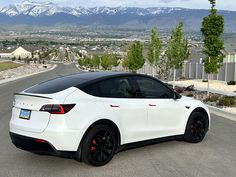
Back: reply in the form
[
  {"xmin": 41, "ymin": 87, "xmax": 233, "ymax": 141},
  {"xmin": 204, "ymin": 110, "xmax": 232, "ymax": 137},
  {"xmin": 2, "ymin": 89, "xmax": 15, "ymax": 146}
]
[{"xmin": 80, "ymin": 74, "xmax": 175, "ymax": 99}]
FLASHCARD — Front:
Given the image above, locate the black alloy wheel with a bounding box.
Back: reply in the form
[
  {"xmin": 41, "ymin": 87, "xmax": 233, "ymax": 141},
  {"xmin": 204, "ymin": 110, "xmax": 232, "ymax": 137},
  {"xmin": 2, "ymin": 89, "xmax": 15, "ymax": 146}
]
[
  {"xmin": 184, "ymin": 112, "xmax": 208, "ymax": 143},
  {"xmin": 190, "ymin": 117, "xmax": 205, "ymax": 141},
  {"xmin": 82, "ymin": 125, "xmax": 116, "ymax": 166}
]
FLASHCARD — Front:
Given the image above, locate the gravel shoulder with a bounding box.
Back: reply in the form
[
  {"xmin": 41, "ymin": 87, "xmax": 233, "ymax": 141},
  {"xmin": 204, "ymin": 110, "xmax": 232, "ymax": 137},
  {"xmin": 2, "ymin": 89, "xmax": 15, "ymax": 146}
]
[
  {"xmin": 0, "ymin": 64, "xmax": 54, "ymax": 80},
  {"xmin": 0, "ymin": 64, "xmax": 56, "ymax": 85}
]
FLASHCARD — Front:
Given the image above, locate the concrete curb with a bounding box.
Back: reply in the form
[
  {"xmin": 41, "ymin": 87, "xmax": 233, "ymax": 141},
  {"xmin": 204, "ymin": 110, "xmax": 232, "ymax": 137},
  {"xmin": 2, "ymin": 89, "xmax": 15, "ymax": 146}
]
[
  {"xmin": 0, "ymin": 64, "xmax": 57, "ymax": 85},
  {"xmin": 207, "ymin": 105, "xmax": 236, "ymax": 122}
]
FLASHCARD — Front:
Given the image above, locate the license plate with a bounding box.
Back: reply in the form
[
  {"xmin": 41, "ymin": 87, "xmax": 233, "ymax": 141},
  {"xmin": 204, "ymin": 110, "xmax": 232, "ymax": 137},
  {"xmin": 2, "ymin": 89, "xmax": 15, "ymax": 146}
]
[{"xmin": 19, "ymin": 109, "xmax": 31, "ymax": 120}]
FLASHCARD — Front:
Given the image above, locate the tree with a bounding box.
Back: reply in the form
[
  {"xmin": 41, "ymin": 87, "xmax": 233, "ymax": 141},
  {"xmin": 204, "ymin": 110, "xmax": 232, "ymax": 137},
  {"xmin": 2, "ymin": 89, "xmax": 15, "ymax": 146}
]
[
  {"xmin": 78, "ymin": 56, "xmax": 91, "ymax": 68},
  {"xmin": 123, "ymin": 41, "xmax": 144, "ymax": 72},
  {"xmin": 15, "ymin": 38, "xmax": 26, "ymax": 46},
  {"xmin": 111, "ymin": 53, "xmax": 119, "ymax": 67},
  {"xmin": 147, "ymin": 27, "xmax": 162, "ymax": 77},
  {"xmin": 158, "ymin": 53, "xmax": 171, "ymax": 80},
  {"xmin": 101, "ymin": 52, "xmax": 112, "ymax": 70},
  {"xmin": 201, "ymin": 0, "xmax": 224, "ymax": 96},
  {"xmin": 166, "ymin": 21, "xmax": 190, "ymax": 88},
  {"xmin": 91, "ymin": 54, "xmax": 100, "ymax": 69},
  {"xmin": 11, "ymin": 56, "xmax": 16, "ymax": 61},
  {"xmin": 64, "ymin": 50, "xmax": 69, "ymax": 60}
]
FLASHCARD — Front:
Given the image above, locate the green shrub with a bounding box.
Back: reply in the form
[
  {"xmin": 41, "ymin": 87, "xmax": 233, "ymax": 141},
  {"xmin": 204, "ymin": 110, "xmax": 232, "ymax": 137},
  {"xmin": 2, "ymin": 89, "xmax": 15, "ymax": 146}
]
[
  {"xmin": 227, "ymin": 81, "xmax": 236, "ymax": 85},
  {"xmin": 204, "ymin": 95, "xmax": 219, "ymax": 102},
  {"xmin": 218, "ymin": 96, "xmax": 235, "ymax": 106},
  {"xmin": 179, "ymin": 76, "xmax": 185, "ymax": 80}
]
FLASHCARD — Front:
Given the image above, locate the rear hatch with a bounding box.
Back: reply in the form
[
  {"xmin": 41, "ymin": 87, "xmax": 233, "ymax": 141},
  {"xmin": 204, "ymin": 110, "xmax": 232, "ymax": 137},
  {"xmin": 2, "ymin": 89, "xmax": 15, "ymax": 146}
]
[
  {"xmin": 12, "ymin": 93, "xmax": 54, "ymax": 133},
  {"xmin": 11, "ymin": 87, "xmax": 77, "ymax": 133},
  {"xmin": 11, "ymin": 74, "xmax": 87, "ymax": 133}
]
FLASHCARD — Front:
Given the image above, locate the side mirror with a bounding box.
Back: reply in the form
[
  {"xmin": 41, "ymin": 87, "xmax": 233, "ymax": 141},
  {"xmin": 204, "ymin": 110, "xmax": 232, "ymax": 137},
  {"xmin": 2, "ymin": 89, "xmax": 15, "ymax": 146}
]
[{"xmin": 173, "ymin": 92, "xmax": 181, "ymax": 100}]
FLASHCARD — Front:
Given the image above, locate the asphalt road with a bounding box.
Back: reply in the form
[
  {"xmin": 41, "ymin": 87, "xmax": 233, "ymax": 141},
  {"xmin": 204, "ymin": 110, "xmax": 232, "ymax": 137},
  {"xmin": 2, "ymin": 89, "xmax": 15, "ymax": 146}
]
[{"xmin": 0, "ymin": 64, "xmax": 236, "ymax": 177}]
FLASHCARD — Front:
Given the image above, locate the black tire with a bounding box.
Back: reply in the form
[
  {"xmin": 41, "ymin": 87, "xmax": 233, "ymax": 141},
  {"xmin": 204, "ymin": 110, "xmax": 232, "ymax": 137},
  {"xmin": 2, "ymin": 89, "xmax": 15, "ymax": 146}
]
[
  {"xmin": 184, "ymin": 112, "xmax": 208, "ymax": 143},
  {"xmin": 81, "ymin": 125, "xmax": 116, "ymax": 166}
]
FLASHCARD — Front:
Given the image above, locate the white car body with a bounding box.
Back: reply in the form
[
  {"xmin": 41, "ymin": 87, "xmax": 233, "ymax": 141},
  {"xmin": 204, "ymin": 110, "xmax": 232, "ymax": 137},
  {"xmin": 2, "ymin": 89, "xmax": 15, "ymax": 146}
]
[{"xmin": 9, "ymin": 72, "xmax": 210, "ymax": 164}]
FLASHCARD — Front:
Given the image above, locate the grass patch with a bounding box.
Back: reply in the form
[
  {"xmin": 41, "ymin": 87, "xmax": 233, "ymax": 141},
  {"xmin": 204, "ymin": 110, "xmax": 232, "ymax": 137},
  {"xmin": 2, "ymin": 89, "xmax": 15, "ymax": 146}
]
[{"xmin": 0, "ymin": 62, "xmax": 22, "ymax": 71}]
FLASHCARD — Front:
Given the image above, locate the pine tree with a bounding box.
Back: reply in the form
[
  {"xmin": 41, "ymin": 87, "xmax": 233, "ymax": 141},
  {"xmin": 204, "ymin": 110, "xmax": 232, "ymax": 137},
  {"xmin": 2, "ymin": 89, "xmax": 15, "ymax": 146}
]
[
  {"xmin": 147, "ymin": 27, "xmax": 162, "ymax": 77},
  {"xmin": 201, "ymin": 0, "xmax": 224, "ymax": 95}
]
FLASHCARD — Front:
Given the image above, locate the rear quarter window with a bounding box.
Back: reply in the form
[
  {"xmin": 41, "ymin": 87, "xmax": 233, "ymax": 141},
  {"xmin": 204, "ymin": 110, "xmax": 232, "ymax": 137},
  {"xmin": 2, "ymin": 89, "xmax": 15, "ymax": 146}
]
[
  {"xmin": 82, "ymin": 77, "xmax": 133, "ymax": 98},
  {"xmin": 25, "ymin": 76, "xmax": 88, "ymax": 94}
]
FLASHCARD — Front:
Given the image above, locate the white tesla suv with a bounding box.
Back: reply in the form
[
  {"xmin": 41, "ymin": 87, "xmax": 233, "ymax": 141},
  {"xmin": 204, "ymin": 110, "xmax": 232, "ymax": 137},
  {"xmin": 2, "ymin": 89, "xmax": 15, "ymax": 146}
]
[{"xmin": 10, "ymin": 72, "xmax": 210, "ymax": 166}]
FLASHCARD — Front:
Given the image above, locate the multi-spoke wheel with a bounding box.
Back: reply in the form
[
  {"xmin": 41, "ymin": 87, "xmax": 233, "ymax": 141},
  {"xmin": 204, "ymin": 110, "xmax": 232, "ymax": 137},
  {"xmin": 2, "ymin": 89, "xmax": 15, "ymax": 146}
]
[
  {"xmin": 184, "ymin": 112, "xmax": 208, "ymax": 143},
  {"xmin": 82, "ymin": 125, "xmax": 116, "ymax": 166}
]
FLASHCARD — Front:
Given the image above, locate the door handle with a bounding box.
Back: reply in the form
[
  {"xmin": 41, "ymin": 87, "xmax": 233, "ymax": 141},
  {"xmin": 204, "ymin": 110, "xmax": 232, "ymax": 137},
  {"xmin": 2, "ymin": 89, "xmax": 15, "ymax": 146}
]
[
  {"xmin": 148, "ymin": 104, "xmax": 156, "ymax": 107},
  {"xmin": 110, "ymin": 105, "xmax": 119, "ymax": 108}
]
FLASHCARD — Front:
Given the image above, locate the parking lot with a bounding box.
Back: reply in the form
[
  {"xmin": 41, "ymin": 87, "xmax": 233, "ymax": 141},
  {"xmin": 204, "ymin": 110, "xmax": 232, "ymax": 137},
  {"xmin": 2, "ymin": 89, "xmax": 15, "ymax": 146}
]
[{"xmin": 0, "ymin": 64, "xmax": 235, "ymax": 177}]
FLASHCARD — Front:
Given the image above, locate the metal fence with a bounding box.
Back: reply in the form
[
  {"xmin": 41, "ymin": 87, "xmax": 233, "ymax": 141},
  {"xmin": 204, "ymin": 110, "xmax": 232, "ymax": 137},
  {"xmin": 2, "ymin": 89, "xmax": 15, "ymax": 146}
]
[
  {"xmin": 180, "ymin": 62, "xmax": 236, "ymax": 81},
  {"xmin": 113, "ymin": 62, "xmax": 236, "ymax": 81}
]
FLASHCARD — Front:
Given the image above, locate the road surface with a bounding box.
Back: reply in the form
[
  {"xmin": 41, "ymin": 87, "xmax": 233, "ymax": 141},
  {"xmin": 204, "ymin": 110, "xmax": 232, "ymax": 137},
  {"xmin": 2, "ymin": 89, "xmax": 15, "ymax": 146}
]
[{"xmin": 0, "ymin": 64, "xmax": 235, "ymax": 177}]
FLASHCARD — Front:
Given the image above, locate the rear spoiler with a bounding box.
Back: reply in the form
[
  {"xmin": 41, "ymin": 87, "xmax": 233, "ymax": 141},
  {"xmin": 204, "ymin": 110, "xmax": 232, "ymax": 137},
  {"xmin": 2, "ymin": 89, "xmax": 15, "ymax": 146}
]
[{"xmin": 14, "ymin": 93, "xmax": 52, "ymax": 99}]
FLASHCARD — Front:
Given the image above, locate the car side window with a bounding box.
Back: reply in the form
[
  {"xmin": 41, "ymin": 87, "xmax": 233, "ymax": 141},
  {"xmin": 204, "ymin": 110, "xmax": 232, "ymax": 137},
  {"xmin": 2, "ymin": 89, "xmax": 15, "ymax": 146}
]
[
  {"xmin": 83, "ymin": 77, "xmax": 133, "ymax": 98},
  {"xmin": 133, "ymin": 77, "xmax": 173, "ymax": 99}
]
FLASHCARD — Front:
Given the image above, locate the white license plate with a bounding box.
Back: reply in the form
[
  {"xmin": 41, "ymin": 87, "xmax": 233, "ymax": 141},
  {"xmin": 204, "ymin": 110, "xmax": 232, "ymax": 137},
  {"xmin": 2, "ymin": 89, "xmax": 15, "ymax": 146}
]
[{"xmin": 19, "ymin": 109, "xmax": 31, "ymax": 120}]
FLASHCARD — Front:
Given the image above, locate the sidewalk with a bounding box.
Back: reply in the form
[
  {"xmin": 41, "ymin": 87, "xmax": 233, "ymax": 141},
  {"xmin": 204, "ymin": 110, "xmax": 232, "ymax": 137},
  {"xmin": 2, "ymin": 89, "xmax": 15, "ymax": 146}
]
[{"xmin": 169, "ymin": 79, "xmax": 236, "ymax": 96}]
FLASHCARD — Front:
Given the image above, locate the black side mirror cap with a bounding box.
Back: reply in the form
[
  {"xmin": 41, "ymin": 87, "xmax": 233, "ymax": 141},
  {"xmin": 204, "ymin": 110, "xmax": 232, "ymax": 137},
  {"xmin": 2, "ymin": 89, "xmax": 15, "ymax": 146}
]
[{"xmin": 173, "ymin": 92, "xmax": 181, "ymax": 100}]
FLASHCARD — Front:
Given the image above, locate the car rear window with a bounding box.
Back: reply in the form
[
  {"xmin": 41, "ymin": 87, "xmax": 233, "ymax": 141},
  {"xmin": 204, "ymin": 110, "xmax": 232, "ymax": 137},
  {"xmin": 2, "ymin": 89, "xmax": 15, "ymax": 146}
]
[{"xmin": 25, "ymin": 75, "xmax": 88, "ymax": 94}]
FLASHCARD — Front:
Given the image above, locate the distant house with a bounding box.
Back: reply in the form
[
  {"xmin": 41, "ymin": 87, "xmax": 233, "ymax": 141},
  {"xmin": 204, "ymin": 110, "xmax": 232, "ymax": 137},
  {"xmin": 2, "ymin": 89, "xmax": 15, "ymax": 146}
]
[
  {"xmin": 79, "ymin": 49, "xmax": 88, "ymax": 56},
  {"xmin": 0, "ymin": 46, "xmax": 32, "ymax": 59}
]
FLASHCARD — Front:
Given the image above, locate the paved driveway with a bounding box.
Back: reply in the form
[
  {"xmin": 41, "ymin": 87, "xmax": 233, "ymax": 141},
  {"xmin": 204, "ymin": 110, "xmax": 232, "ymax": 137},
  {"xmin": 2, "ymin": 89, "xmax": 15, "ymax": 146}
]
[{"xmin": 0, "ymin": 64, "xmax": 235, "ymax": 177}]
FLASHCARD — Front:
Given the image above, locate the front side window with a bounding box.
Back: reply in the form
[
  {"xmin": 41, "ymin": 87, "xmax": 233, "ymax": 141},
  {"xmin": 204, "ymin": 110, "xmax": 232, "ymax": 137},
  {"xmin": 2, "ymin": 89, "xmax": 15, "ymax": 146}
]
[
  {"xmin": 133, "ymin": 77, "xmax": 173, "ymax": 99},
  {"xmin": 83, "ymin": 77, "xmax": 133, "ymax": 98}
]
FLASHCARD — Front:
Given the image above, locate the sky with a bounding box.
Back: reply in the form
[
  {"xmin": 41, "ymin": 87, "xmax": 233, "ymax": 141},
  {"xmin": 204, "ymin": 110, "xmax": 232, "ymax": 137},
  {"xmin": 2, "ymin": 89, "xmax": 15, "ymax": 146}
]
[{"xmin": 0, "ymin": 0, "xmax": 235, "ymax": 11}]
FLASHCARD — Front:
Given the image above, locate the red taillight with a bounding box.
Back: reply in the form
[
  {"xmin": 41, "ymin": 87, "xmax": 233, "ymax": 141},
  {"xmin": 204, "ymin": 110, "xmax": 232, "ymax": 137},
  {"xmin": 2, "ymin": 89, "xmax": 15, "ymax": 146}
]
[{"xmin": 40, "ymin": 104, "xmax": 75, "ymax": 114}]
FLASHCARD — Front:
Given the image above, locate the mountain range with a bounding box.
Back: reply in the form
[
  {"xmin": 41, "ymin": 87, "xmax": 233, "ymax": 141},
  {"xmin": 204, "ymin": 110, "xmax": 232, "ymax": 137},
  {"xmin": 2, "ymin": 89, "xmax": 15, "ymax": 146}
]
[{"xmin": 0, "ymin": 0, "xmax": 236, "ymax": 32}]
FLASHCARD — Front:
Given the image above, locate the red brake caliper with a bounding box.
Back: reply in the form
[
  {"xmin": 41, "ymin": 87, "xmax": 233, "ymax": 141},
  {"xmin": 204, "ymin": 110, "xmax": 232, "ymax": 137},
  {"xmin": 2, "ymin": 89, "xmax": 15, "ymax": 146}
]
[
  {"xmin": 90, "ymin": 139, "xmax": 96, "ymax": 152},
  {"xmin": 191, "ymin": 125, "xmax": 195, "ymax": 133},
  {"xmin": 191, "ymin": 124, "xmax": 197, "ymax": 133}
]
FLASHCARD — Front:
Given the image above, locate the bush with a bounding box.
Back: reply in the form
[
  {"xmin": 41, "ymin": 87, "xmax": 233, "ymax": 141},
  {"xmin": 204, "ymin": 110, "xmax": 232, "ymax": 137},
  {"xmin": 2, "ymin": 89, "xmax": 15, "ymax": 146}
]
[
  {"xmin": 227, "ymin": 81, "xmax": 236, "ymax": 85},
  {"xmin": 218, "ymin": 96, "xmax": 235, "ymax": 106},
  {"xmin": 204, "ymin": 95, "xmax": 219, "ymax": 102},
  {"xmin": 179, "ymin": 76, "xmax": 185, "ymax": 80}
]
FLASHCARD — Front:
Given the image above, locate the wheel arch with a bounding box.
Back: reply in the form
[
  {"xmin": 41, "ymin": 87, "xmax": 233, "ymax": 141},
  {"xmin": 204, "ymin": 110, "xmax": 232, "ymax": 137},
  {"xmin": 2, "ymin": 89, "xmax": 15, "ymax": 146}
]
[
  {"xmin": 75, "ymin": 119, "xmax": 121, "ymax": 161},
  {"xmin": 187, "ymin": 107, "xmax": 210, "ymax": 131}
]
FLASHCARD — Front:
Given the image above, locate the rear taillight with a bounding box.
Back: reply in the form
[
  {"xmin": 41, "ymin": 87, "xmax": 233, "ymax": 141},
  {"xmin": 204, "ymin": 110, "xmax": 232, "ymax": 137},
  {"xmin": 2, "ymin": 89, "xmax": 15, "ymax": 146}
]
[{"xmin": 40, "ymin": 104, "xmax": 75, "ymax": 114}]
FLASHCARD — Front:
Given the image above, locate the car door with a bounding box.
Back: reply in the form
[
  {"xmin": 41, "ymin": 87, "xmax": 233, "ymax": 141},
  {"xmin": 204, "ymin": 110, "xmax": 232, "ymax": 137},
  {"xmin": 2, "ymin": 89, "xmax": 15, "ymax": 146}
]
[
  {"xmin": 84, "ymin": 76, "xmax": 148, "ymax": 144},
  {"xmin": 133, "ymin": 76, "xmax": 186, "ymax": 139}
]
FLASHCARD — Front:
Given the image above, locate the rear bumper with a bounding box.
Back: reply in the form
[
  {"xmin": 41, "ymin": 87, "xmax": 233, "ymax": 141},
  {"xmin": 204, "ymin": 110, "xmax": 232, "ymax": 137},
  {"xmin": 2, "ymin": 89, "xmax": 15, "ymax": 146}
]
[
  {"xmin": 10, "ymin": 112, "xmax": 85, "ymax": 151},
  {"xmin": 10, "ymin": 132, "xmax": 76, "ymax": 158}
]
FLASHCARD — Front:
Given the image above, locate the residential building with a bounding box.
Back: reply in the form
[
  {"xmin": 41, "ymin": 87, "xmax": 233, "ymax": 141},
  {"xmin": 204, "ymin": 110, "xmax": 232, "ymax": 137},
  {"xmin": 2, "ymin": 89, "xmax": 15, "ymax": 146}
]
[{"xmin": 0, "ymin": 46, "xmax": 32, "ymax": 59}]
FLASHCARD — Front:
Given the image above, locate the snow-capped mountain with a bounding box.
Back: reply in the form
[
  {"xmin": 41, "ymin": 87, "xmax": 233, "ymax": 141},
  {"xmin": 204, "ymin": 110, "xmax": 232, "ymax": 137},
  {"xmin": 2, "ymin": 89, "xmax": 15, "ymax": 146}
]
[
  {"xmin": 0, "ymin": 0, "xmax": 73, "ymax": 16},
  {"xmin": 0, "ymin": 0, "xmax": 236, "ymax": 31},
  {"xmin": 0, "ymin": 0, "xmax": 184, "ymax": 17}
]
